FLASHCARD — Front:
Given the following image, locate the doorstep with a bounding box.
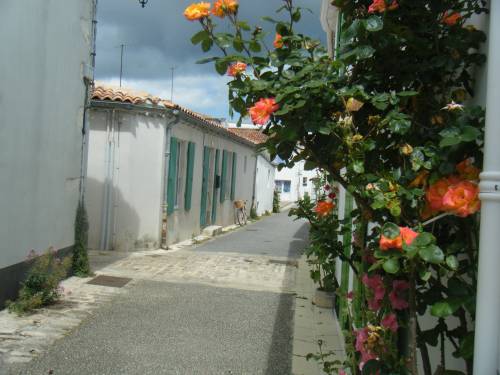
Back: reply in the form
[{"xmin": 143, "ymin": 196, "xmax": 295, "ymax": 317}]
[{"xmin": 292, "ymin": 256, "xmax": 346, "ymax": 375}]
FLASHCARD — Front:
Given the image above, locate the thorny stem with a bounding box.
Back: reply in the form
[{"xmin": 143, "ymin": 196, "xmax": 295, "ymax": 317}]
[
  {"xmin": 227, "ymin": 13, "xmax": 261, "ymax": 79},
  {"xmin": 417, "ymin": 321, "xmax": 433, "ymax": 375},
  {"xmin": 201, "ymin": 19, "xmax": 228, "ymax": 56}
]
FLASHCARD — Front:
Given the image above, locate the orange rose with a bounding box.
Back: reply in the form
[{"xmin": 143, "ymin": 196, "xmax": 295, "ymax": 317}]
[
  {"xmin": 273, "ymin": 34, "xmax": 284, "ymax": 49},
  {"xmin": 441, "ymin": 11, "xmax": 461, "ymax": 26},
  {"xmin": 315, "ymin": 201, "xmax": 335, "ymax": 217},
  {"xmin": 442, "ymin": 181, "xmax": 480, "ymax": 217},
  {"xmin": 248, "ymin": 98, "xmax": 279, "ymax": 125},
  {"xmin": 380, "ymin": 226, "xmax": 417, "ymax": 251},
  {"xmin": 456, "ymin": 158, "xmax": 480, "ymax": 180},
  {"xmin": 227, "ymin": 61, "xmax": 247, "ymax": 77},
  {"xmin": 425, "ymin": 176, "xmax": 460, "ymax": 211},
  {"xmin": 368, "ymin": 0, "xmax": 399, "ymax": 13},
  {"xmin": 212, "ymin": 0, "xmax": 238, "ymax": 18},
  {"xmin": 184, "ymin": 2, "xmax": 211, "ymax": 21}
]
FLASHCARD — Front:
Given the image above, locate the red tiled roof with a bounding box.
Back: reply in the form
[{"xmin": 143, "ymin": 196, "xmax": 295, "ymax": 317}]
[
  {"xmin": 91, "ymin": 83, "xmax": 225, "ymax": 129},
  {"xmin": 227, "ymin": 128, "xmax": 269, "ymax": 145}
]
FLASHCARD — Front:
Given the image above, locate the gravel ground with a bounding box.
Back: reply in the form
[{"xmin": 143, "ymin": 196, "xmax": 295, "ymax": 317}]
[{"xmin": 9, "ymin": 281, "xmax": 294, "ymax": 375}]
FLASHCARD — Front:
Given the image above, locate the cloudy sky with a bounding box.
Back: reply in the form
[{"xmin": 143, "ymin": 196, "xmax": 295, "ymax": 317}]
[{"xmin": 95, "ymin": 0, "xmax": 325, "ymax": 119}]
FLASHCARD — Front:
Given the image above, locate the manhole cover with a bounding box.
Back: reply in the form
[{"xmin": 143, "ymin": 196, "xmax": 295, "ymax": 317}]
[
  {"xmin": 87, "ymin": 275, "xmax": 132, "ymax": 288},
  {"xmin": 268, "ymin": 259, "xmax": 298, "ymax": 267}
]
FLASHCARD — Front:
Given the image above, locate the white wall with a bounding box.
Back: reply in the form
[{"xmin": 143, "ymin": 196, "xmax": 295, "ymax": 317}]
[
  {"xmin": 86, "ymin": 109, "xmax": 165, "ymax": 251},
  {"xmin": 275, "ymin": 161, "xmax": 319, "ymax": 202},
  {"xmin": 168, "ymin": 121, "xmax": 256, "ymax": 244},
  {"xmin": 87, "ymin": 108, "xmax": 258, "ymax": 249},
  {"xmin": 254, "ymin": 155, "xmax": 276, "ymax": 215},
  {"xmin": 0, "ymin": 1, "xmax": 93, "ymax": 268}
]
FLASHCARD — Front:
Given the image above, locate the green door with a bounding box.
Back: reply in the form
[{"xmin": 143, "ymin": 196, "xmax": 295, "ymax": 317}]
[
  {"xmin": 211, "ymin": 149, "xmax": 220, "ymax": 224},
  {"xmin": 200, "ymin": 146, "xmax": 211, "ymax": 227}
]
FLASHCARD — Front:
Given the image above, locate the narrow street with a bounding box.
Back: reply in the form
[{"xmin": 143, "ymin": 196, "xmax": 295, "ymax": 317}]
[{"xmin": 5, "ymin": 210, "xmax": 311, "ymax": 375}]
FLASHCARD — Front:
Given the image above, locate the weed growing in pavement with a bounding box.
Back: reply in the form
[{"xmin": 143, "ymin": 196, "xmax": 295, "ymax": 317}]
[{"xmin": 7, "ymin": 248, "xmax": 71, "ymax": 315}]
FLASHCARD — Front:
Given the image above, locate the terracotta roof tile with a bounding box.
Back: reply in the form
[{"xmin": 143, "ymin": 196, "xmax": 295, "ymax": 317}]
[
  {"xmin": 92, "ymin": 83, "xmax": 227, "ymax": 128},
  {"xmin": 227, "ymin": 128, "xmax": 268, "ymax": 145},
  {"xmin": 91, "ymin": 84, "xmax": 256, "ymax": 146}
]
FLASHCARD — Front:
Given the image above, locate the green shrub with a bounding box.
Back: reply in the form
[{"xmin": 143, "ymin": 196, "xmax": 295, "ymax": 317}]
[
  {"xmin": 250, "ymin": 206, "xmax": 259, "ymax": 220},
  {"xmin": 8, "ymin": 249, "xmax": 71, "ymax": 315},
  {"xmin": 72, "ymin": 200, "xmax": 91, "ymax": 277}
]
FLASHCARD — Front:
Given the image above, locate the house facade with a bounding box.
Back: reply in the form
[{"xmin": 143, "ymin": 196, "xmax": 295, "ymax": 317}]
[
  {"xmin": 86, "ymin": 85, "xmax": 273, "ymax": 251},
  {"xmin": 0, "ymin": 1, "xmax": 96, "ymax": 306},
  {"xmin": 275, "ymin": 161, "xmax": 320, "ymax": 203},
  {"xmin": 227, "ymin": 127, "xmax": 276, "ymax": 215}
]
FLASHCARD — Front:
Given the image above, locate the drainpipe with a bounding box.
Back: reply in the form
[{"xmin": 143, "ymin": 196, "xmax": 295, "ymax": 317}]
[
  {"xmin": 79, "ymin": 0, "xmax": 98, "ymax": 201},
  {"xmin": 251, "ymin": 153, "xmax": 258, "ymax": 215},
  {"xmin": 473, "ymin": 3, "xmax": 500, "ymax": 375},
  {"xmin": 160, "ymin": 110, "xmax": 180, "ymax": 249}
]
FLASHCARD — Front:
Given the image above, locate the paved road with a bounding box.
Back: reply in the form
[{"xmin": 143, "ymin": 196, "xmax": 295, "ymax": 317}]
[
  {"xmin": 195, "ymin": 210, "xmax": 309, "ymax": 258},
  {"xmin": 8, "ymin": 210, "xmax": 309, "ymax": 375}
]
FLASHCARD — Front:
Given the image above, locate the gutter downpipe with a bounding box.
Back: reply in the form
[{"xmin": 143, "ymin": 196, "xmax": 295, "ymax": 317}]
[
  {"xmin": 79, "ymin": 0, "xmax": 98, "ymax": 201},
  {"xmin": 160, "ymin": 110, "xmax": 180, "ymax": 249},
  {"xmin": 251, "ymin": 152, "xmax": 258, "ymax": 216},
  {"xmin": 473, "ymin": 3, "xmax": 500, "ymax": 374}
]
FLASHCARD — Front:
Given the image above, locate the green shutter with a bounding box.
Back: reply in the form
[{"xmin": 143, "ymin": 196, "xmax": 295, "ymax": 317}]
[
  {"xmin": 166, "ymin": 137, "xmax": 178, "ymax": 215},
  {"xmin": 184, "ymin": 142, "xmax": 196, "ymax": 211},
  {"xmin": 220, "ymin": 150, "xmax": 228, "ymax": 203},
  {"xmin": 200, "ymin": 147, "xmax": 210, "ymax": 227},
  {"xmin": 212, "ymin": 150, "xmax": 220, "ymax": 223},
  {"xmin": 230, "ymin": 153, "xmax": 237, "ymax": 200}
]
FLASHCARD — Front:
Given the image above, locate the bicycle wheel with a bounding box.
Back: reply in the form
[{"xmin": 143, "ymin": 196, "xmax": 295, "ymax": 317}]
[{"xmin": 236, "ymin": 208, "xmax": 246, "ymax": 226}]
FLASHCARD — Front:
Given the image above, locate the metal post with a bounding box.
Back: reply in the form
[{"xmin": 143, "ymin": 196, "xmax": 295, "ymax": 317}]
[
  {"xmin": 473, "ymin": 3, "xmax": 500, "ymax": 374},
  {"xmin": 119, "ymin": 44, "xmax": 125, "ymax": 87}
]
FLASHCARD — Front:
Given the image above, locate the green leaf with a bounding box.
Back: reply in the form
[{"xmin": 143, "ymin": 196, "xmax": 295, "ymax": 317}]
[
  {"xmin": 352, "ymin": 160, "xmax": 365, "ymax": 174},
  {"xmin": 292, "ymin": 9, "xmax": 301, "ymax": 22},
  {"xmin": 249, "ymin": 40, "xmax": 262, "ymax": 53},
  {"xmin": 364, "ymin": 16, "xmax": 383, "ymax": 32},
  {"xmin": 397, "ymin": 90, "xmax": 419, "ymax": 97},
  {"xmin": 201, "ymin": 38, "xmax": 213, "ymax": 52},
  {"xmin": 196, "ymin": 57, "xmax": 219, "ymax": 65},
  {"xmin": 356, "ymin": 45, "xmax": 376, "ymax": 59},
  {"xmin": 383, "ymin": 258, "xmax": 400, "ymax": 274},
  {"xmin": 414, "ymin": 232, "xmax": 435, "ymax": 247},
  {"xmin": 419, "ymin": 245, "xmax": 445, "ymax": 264},
  {"xmin": 371, "ymin": 93, "xmax": 390, "ymax": 110},
  {"xmin": 381, "ymin": 223, "xmax": 400, "ymax": 239},
  {"xmin": 250, "ymin": 80, "xmax": 269, "ymax": 91},
  {"xmin": 261, "ymin": 16, "xmax": 277, "ymax": 24},
  {"xmin": 461, "ymin": 126, "xmax": 481, "ymax": 142},
  {"xmin": 446, "ymin": 255, "xmax": 459, "ymax": 270},
  {"xmin": 362, "ymin": 359, "xmax": 381, "ymax": 375},
  {"xmin": 215, "ymin": 59, "xmax": 229, "ymax": 75},
  {"xmin": 233, "ymin": 38, "xmax": 244, "ymax": 52},
  {"xmin": 431, "ymin": 300, "xmax": 460, "ymax": 318},
  {"xmin": 419, "ymin": 269, "xmax": 432, "ymax": 281},
  {"xmin": 191, "ymin": 30, "xmax": 209, "ymax": 45}
]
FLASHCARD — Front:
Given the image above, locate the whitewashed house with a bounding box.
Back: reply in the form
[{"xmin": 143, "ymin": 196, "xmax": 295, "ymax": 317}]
[
  {"xmin": 86, "ymin": 85, "xmax": 275, "ymax": 251},
  {"xmin": 227, "ymin": 127, "xmax": 276, "ymax": 215},
  {"xmin": 275, "ymin": 161, "xmax": 320, "ymax": 203},
  {"xmin": 0, "ymin": 1, "xmax": 97, "ymax": 306}
]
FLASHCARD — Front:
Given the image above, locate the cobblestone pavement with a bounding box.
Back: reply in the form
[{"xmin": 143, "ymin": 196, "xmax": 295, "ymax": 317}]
[{"xmin": 0, "ymin": 212, "xmax": 303, "ymax": 374}]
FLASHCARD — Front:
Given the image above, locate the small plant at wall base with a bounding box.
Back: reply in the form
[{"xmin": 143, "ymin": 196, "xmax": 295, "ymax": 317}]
[
  {"xmin": 7, "ymin": 249, "xmax": 71, "ymax": 315},
  {"xmin": 250, "ymin": 205, "xmax": 259, "ymax": 220},
  {"xmin": 273, "ymin": 190, "xmax": 280, "ymax": 213},
  {"xmin": 72, "ymin": 200, "xmax": 91, "ymax": 277}
]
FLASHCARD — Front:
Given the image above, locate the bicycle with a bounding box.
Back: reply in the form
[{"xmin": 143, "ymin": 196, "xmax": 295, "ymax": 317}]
[{"xmin": 233, "ymin": 200, "xmax": 248, "ymax": 226}]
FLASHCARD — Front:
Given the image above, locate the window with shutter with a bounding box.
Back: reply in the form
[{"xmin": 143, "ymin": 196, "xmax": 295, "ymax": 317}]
[
  {"xmin": 230, "ymin": 152, "xmax": 237, "ymax": 200},
  {"xmin": 166, "ymin": 137, "xmax": 178, "ymax": 215},
  {"xmin": 220, "ymin": 150, "xmax": 228, "ymax": 203},
  {"xmin": 184, "ymin": 142, "xmax": 195, "ymax": 211}
]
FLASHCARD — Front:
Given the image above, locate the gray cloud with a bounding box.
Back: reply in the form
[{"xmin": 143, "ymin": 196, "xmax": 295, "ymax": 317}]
[{"xmin": 95, "ymin": 0, "xmax": 325, "ymax": 117}]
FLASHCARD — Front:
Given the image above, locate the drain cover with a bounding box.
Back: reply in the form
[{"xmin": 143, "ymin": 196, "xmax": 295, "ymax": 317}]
[{"xmin": 87, "ymin": 275, "xmax": 131, "ymax": 288}]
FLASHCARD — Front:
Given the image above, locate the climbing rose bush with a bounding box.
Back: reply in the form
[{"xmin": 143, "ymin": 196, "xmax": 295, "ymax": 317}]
[{"xmin": 186, "ymin": 0, "xmax": 488, "ymax": 373}]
